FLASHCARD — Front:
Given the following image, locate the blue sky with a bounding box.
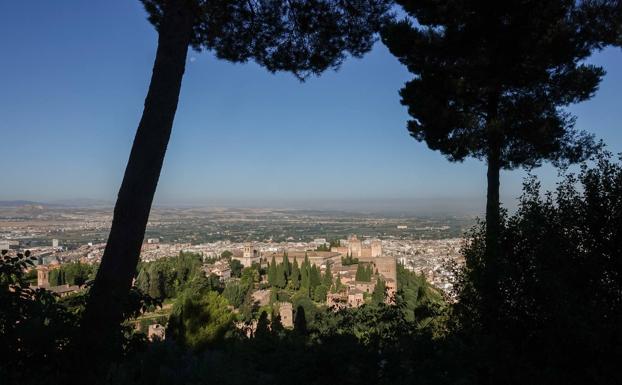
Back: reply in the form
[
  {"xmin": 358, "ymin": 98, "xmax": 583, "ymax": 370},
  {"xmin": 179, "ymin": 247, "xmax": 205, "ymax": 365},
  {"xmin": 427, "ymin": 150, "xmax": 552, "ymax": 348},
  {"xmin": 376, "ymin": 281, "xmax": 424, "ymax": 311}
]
[{"xmin": 1, "ymin": 1, "xmax": 620, "ymax": 213}]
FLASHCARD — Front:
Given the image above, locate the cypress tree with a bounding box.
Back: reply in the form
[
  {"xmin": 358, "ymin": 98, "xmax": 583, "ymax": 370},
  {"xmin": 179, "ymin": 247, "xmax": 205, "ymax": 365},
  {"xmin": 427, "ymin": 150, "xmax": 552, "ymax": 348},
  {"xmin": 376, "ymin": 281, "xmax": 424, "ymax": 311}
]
[
  {"xmin": 294, "ymin": 305, "xmax": 307, "ymax": 335},
  {"xmin": 275, "ymin": 263, "xmax": 287, "ymax": 289},
  {"xmin": 290, "ymin": 259, "xmax": 301, "ymax": 290},
  {"xmin": 282, "ymin": 253, "xmax": 291, "ymax": 277},
  {"xmin": 323, "ymin": 263, "xmax": 333, "ymax": 288},
  {"xmin": 300, "ymin": 261, "xmax": 310, "ymax": 295},
  {"xmin": 268, "ymin": 256, "xmax": 277, "ymax": 286},
  {"xmin": 310, "ymin": 265, "xmax": 322, "ymax": 291},
  {"xmin": 334, "ymin": 275, "xmax": 343, "ymax": 293},
  {"xmin": 355, "ymin": 264, "xmax": 363, "ymax": 281},
  {"xmin": 255, "ymin": 311, "xmax": 270, "ymax": 339}
]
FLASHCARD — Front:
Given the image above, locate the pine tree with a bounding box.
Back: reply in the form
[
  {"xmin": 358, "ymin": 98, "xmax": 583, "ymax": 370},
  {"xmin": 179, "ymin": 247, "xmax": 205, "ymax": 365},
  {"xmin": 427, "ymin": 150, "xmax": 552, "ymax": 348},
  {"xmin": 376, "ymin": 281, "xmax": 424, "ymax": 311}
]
[
  {"xmin": 381, "ymin": 0, "xmax": 615, "ymax": 264},
  {"xmin": 82, "ymin": 0, "xmax": 391, "ymax": 361}
]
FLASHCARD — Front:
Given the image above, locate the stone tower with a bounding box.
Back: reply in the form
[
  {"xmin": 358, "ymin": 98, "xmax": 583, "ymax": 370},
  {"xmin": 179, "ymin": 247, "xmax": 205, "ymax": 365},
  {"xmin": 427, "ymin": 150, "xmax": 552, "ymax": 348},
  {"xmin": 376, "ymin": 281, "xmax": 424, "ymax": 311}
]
[
  {"xmin": 371, "ymin": 239, "xmax": 382, "ymax": 257},
  {"xmin": 348, "ymin": 235, "xmax": 362, "ymax": 258},
  {"xmin": 37, "ymin": 266, "xmax": 50, "ymax": 288},
  {"xmin": 278, "ymin": 302, "xmax": 293, "ymax": 328},
  {"xmin": 243, "ymin": 243, "xmax": 253, "ymax": 259}
]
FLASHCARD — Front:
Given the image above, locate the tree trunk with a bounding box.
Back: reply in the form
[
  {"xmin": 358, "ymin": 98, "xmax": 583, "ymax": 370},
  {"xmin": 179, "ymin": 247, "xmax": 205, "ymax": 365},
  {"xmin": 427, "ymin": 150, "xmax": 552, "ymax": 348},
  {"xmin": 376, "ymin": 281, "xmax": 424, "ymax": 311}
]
[
  {"xmin": 78, "ymin": 0, "xmax": 193, "ymax": 364},
  {"xmin": 485, "ymin": 142, "xmax": 501, "ymax": 260},
  {"xmin": 483, "ymin": 133, "xmax": 502, "ymax": 329}
]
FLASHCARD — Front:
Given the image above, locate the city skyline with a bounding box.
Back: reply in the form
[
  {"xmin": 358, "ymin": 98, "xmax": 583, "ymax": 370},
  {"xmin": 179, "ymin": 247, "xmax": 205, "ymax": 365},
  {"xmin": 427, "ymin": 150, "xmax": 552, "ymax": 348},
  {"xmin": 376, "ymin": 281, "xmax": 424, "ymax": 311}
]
[{"xmin": 1, "ymin": 0, "xmax": 621, "ymax": 212}]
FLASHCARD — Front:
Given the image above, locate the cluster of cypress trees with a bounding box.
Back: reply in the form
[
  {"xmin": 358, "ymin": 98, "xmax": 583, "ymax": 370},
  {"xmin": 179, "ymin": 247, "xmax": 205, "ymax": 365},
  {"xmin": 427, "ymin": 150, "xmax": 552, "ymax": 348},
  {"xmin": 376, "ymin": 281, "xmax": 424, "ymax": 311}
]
[
  {"xmin": 48, "ymin": 261, "xmax": 97, "ymax": 287},
  {"xmin": 355, "ymin": 263, "xmax": 374, "ymax": 282},
  {"xmin": 267, "ymin": 253, "xmax": 334, "ymax": 302}
]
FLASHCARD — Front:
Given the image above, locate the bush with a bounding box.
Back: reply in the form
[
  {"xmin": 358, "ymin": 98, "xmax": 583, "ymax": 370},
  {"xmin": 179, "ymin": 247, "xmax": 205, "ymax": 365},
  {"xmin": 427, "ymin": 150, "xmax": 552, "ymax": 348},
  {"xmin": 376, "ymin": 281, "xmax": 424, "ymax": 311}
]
[{"xmin": 455, "ymin": 152, "xmax": 622, "ymax": 384}]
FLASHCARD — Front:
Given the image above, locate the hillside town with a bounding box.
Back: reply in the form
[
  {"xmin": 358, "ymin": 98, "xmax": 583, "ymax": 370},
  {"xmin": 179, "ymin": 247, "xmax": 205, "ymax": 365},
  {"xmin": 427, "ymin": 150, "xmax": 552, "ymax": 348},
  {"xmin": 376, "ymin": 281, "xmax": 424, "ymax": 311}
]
[{"xmin": 3, "ymin": 233, "xmax": 463, "ymax": 299}]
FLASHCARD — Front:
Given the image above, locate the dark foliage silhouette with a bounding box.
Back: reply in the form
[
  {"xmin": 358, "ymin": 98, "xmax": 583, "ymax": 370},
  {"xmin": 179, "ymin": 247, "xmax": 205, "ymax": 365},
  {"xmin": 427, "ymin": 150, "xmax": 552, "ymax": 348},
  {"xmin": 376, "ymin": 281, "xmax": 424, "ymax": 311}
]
[
  {"xmin": 453, "ymin": 151, "xmax": 622, "ymax": 384},
  {"xmin": 82, "ymin": 0, "xmax": 391, "ymax": 366},
  {"xmin": 0, "ymin": 250, "xmax": 159, "ymax": 384},
  {"xmin": 0, "ymin": 251, "xmax": 78, "ymax": 383}
]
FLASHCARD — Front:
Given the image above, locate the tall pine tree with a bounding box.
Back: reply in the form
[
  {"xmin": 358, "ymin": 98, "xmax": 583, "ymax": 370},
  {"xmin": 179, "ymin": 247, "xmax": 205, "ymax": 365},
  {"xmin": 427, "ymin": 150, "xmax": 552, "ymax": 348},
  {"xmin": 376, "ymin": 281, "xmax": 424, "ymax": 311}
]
[
  {"xmin": 382, "ymin": 0, "xmax": 616, "ymax": 263},
  {"xmin": 81, "ymin": 0, "xmax": 391, "ymax": 363}
]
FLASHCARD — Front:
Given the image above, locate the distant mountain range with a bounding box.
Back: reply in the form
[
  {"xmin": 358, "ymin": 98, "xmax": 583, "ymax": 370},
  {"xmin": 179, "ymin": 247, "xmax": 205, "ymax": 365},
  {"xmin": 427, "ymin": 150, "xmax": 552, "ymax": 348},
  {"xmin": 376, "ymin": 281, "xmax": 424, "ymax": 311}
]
[
  {"xmin": 0, "ymin": 200, "xmax": 51, "ymax": 207},
  {"xmin": 0, "ymin": 199, "xmax": 112, "ymax": 208}
]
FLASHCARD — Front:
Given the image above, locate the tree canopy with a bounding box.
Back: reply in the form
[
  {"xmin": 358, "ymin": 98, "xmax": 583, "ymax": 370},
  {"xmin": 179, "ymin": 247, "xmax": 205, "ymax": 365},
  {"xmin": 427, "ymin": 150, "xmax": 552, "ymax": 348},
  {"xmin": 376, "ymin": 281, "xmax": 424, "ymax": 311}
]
[
  {"xmin": 382, "ymin": 0, "xmax": 613, "ymax": 170},
  {"xmin": 141, "ymin": 0, "xmax": 392, "ymax": 80}
]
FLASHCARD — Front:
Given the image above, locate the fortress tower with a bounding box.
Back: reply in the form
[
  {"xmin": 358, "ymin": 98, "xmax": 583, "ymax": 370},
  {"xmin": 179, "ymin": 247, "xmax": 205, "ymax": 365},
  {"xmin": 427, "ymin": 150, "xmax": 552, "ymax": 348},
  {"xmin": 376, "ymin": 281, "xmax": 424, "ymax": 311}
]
[
  {"xmin": 348, "ymin": 235, "xmax": 362, "ymax": 258},
  {"xmin": 371, "ymin": 239, "xmax": 382, "ymax": 257},
  {"xmin": 37, "ymin": 266, "xmax": 50, "ymax": 288}
]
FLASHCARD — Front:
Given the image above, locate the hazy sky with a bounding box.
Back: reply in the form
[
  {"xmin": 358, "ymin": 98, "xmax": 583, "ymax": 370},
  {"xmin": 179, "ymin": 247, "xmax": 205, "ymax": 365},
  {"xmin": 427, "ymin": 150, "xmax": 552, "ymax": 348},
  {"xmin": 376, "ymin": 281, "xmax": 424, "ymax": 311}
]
[{"xmin": 1, "ymin": 1, "xmax": 621, "ymax": 213}]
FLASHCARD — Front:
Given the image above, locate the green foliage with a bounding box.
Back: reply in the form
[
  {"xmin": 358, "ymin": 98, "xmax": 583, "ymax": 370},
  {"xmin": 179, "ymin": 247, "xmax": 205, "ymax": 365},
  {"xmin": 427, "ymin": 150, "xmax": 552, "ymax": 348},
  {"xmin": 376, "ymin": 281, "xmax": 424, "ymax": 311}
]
[
  {"xmin": 222, "ymin": 281, "xmax": 251, "ymax": 308},
  {"xmin": 395, "ymin": 265, "xmax": 445, "ymax": 334},
  {"xmin": 255, "ymin": 311, "xmax": 270, "ymax": 339},
  {"xmin": 315, "ymin": 244, "xmax": 330, "ymax": 251},
  {"xmin": 313, "ymin": 285, "xmax": 328, "ymax": 303},
  {"xmin": 220, "ymin": 250, "xmax": 233, "ymax": 259},
  {"xmin": 294, "ymin": 305, "xmax": 307, "ymax": 334},
  {"xmin": 141, "ymin": 0, "xmax": 391, "ymax": 80},
  {"xmin": 355, "ymin": 263, "xmax": 372, "ymax": 282},
  {"xmin": 309, "ymin": 265, "xmax": 321, "ymax": 292},
  {"xmin": 1, "ymin": 251, "xmax": 157, "ymax": 383},
  {"xmin": 300, "ymin": 257, "xmax": 310, "ymax": 295},
  {"xmin": 382, "ymin": 0, "xmax": 608, "ymax": 170},
  {"xmin": 0, "ymin": 251, "xmax": 79, "ymax": 382},
  {"xmin": 323, "ymin": 264, "xmax": 333, "ymax": 288},
  {"xmin": 268, "ymin": 256, "xmax": 277, "ymax": 286},
  {"xmin": 135, "ymin": 252, "xmax": 203, "ymax": 299},
  {"xmin": 167, "ymin": 291, "xmax": 234, "ymax": 351},
  {"xmin": 371, "ymin": 278, "xmax": 386, "ymax": 305},
  {"xmin": 240, "ymin": 266, "xmax": 260, "ymax": 287},
  {"xmin": 229, "ymin": 258, "xmax": 243, "ymax": 278},
  {"xmin": 341, "ymin": 253, "xmax": 359, "ymax": 265},
  {"xmin": 281, "ymin": 253, "xmax": 290, "ymax": 276},
  {"xmin": 48, "ymin": 261, "xmax": 96, "ymax": 286},
  {"xmin": 453, "ymin": 153, "xmax": 622, "ymax": 383},
  {"xmin": 289, "ymin": 259, "xmax": 300, "ymax": 290},
  {"xmin": 332, "ymin": 275, "xmax": 343, "ymax": 293},
  {"xmin": 275, "ymin": 263, "xmax": 287, "ymax": 289}
]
